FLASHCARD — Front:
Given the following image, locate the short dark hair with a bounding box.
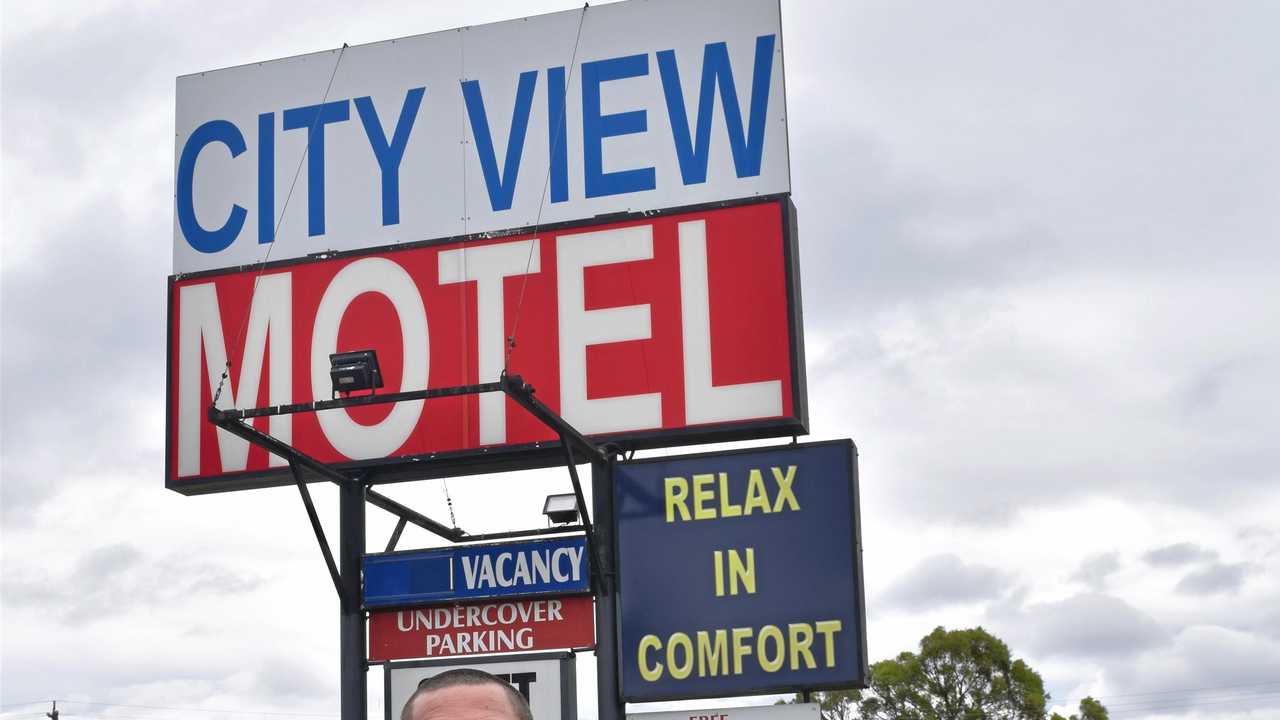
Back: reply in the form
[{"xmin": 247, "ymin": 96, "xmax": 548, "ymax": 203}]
[{"xmin": 401, "ymin": 668, "xmax": 533, "ymax": 720}]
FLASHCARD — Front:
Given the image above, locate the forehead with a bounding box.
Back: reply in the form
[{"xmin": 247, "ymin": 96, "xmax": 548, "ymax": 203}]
[{"xmin": 411, "ymin": 683, "xmax": 519, "ymax": 720}]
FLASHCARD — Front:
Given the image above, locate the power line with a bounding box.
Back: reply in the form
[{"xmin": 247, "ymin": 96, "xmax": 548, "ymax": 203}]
[
  {"xmin": 0, "ymin": 704, "xmax": 52, "ymax": 711},
  {"xmin": 1104, "ymin": 687, "xmax": 1280, "ymax": 710},
  {"xmin": 1059, "ymin": 678, "xmax": 1280, "ymax": 702},
  {"xmin": 1105, "ymin": 681, "xmax": 1280, "ymax": 707},
  {"xmin": 56, "ymin": 707, "xmax": 335, "ymax": 717},
  {"xmin": 1109, "ymin": 692, "xmax": 1280, "ymax": 716},
  {"xmin": 49, "ymin": 703, "xmax": 336, "ymax": 718},
  {"xmin": 504, "ymin": 2, "xmax": 589, "ymax": 368}
]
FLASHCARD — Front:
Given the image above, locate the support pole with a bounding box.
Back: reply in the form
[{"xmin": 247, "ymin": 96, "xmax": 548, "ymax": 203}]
[
  {"xmin": 592, "ymin": 457, "xmax": 624, "ymax": 720},
  {"xmin": 340, "ymin": 479, "xmax": 367, "ymax": 720}
]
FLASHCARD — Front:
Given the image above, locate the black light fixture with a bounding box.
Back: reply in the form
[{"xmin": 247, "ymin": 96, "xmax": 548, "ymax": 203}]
[
  {"xmin": 542, "ymin": 493, "xmax": 580, "ymax": 524},
  {"xmin": 329, "ymin": 350, "xmax": 384, "ymax": 398}
]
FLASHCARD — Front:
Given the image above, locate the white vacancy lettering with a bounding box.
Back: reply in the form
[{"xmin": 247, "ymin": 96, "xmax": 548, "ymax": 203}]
[{"xmin": 460, "ymin": 546, "xmax": 584, "ymax": 590}]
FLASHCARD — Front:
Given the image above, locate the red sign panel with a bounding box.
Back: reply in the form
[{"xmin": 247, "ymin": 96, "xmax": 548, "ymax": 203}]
[
  {"xmin": 369, "ymin": 596, "xmax": 595, "ymax": 661},
  {"xmin": 166, "ymin": 197, "xmax": 805, "ymax": 493}
]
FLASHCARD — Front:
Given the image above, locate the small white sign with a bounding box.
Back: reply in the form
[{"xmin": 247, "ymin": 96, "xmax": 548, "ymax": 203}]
[
  {"xmin": 629, "ymin": 703, "xmax": 821, "ymax": 720},
  {"xmin": 386, "ymin": 654, "xmax": 574, "ymax": 720}
]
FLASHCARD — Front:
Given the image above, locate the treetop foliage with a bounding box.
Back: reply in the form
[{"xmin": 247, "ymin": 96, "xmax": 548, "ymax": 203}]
[{"xmin": 786, "ymin": 626, "xmax": 1107, "ymax": 720}]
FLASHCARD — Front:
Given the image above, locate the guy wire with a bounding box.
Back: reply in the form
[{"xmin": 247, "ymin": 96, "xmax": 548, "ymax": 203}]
[
  {"xmin": 504, "ymin": 2, "xmax": 589, "ymax": 371},
  {"xmin": 213, "ymin": 43, "xmax": 349, "ymax": 405}
]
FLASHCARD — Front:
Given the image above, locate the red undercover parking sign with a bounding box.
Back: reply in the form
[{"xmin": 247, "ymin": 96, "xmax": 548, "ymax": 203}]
[{"xmin": 369, "ymin": 596, "xmax": 595, "ymax": 661}]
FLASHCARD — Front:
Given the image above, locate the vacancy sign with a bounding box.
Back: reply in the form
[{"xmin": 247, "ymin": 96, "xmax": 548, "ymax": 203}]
[
  {"xmin": 369, "ymin": 595, "xmax": 594, "ymax": 661},
  {"xmin": 167, "ymin": 198, "xmax": 805, "ymax": 493},
  {"xmin": 364, "ymin": 537, "xmax": 590, "ymax": 608}
]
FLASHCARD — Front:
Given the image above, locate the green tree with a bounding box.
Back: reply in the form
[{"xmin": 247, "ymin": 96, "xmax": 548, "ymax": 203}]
[
  {"xmin": 1050, "ymin": 696, "xmax": 1108, "ymax": 720},
  {"xmin": 790, "ymin": 627, "xmax": 1105, "ymax": 720}
]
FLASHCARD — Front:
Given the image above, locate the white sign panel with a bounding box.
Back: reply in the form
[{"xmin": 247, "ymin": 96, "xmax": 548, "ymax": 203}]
[
  {"xmin": 174, "ymin": 0, "xmax": 789, "ymax": 274},
  {"xmin": 630, "ymin": 704, "xmax": 820, "ymax": 720},
  {"xmin": 386, "ymin": 653, "xmax": 574, "ymax": 720}
]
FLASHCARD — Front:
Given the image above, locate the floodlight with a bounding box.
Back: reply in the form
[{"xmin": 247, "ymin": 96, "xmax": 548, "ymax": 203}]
[
  {"xmin": 543, "ymin": 493, "xmax": 580, "ymax": 524},
  {"xmin": 329, "ymin": 350, "xmax": 384, "ymax": 397}
]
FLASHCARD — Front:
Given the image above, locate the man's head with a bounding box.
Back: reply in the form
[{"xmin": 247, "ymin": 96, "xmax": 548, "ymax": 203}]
[{"xmin": 401, "ymin": 669, "xmax": 533, "ymax": 720}]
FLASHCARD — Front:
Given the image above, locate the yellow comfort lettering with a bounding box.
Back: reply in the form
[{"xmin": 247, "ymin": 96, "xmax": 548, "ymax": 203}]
[
  {"xmin": 815, "ymin": 620, "xmax": 843, "ymax": 668},
  {"xmin": 697, "ymin": 630, "xmax": 729, "ymax": 676},
  {"xmin": 667, "ymin": 633, "xmax": 694, "ymax": 680},
  {"xmin": 638, "ymin": 635, "xmax": 664, "ymax": 681},
  {"xmin": 636, "ymin": 621, "xmax": 842, "ymax": 681}
]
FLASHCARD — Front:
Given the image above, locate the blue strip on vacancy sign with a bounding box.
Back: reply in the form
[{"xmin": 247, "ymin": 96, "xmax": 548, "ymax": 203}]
[{"xmin": 363, "ymin": 536, "xmax": 589, "ymax": 608}]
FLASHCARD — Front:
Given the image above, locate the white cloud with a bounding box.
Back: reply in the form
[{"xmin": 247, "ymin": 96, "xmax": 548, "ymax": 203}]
[{"xmin": 4, "ymin": 3, "xmax": 1280, "ymax": 720}]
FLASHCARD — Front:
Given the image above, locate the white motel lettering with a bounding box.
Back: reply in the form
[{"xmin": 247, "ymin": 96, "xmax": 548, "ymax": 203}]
[{"xmin": 174, "ymin": 216, "xmax": 787, "ymax": 477}]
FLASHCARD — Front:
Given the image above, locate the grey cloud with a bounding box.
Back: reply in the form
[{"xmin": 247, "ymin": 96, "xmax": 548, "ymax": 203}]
[
  {"xmin": 250, "ymin": 656, "xmax": 330, "ymax": 699},
  {"xmin": 1237, "ymin": 525, "xmax": 1280, "ymax": 560},
  {"xmin": 0, "ymin": 199, "xmax": 169, "ymax": 524},
  {"xmin": 1143, "ymin": 542, "xmax": 1218, "ymax": 568},
  {"xmin": 1069, "ymin": 552, "xmax": 1120, "ymax": 591},
  {"xmin": 1257, "ymin": 608, "xmax": 1280, "ymax": 641},
  {"xmin": 791, "ymin": 127, "xmax": 1054, "ymax": 334},
  {"xmin": 77, "ymin": 542, "xmax": 146, "ymax": 581},
  {"xmin": 0, "ymin": 651, "xmax": 334, "ymax": 717},
  {"xmin": 788, "ymin": 0, "xmax": 1280, "ymax": 529},
  {"xmin": 879, "ymin": 553, "xmax": 1011, "ymax": 612},
  {"xmin": 1174, "ymin": 562, "xmax": 1250, "ymax": 596},
  {"xmin": 993, "ymin": 593, "xmax": 1168, "ymax": 660},
  {"xmin": 1237, "ymin": 526, "xmax": 1276, "ymax": 543},
  {"xmin": 1, "ymin": 542, "xmax": 263, "ymax": 624},
  {"xmin": 1105, "ymin": 625, "xmax": 1280, "ymax": 713}
]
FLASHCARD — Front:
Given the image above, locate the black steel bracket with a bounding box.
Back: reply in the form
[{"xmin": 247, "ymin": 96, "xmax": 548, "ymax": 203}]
[
  {"xmin": 287, "ymin": 460, "xmax": 344, "ymax": 601},
  {"xmin": 206, "ymin": 375, "xmax": 609, "ymax": 593}
]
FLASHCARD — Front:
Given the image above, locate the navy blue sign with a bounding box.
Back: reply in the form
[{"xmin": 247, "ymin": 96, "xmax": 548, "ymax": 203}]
[
  {"xmin": 615, "ymin": 440, "xmax": 867, "ymax": 701},
  {"xmin": 364, "ymin": 536, "xmax": 589, "ymax": 609}
]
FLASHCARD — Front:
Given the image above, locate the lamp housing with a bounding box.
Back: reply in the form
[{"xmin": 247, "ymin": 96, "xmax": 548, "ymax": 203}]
[
  {"xmin": 543, "ymin": 493, "xmax": 580, "ymax": 524},
  {"xmin": 329, "ymin": 350, "xmax": 384, "ymax": 395}
]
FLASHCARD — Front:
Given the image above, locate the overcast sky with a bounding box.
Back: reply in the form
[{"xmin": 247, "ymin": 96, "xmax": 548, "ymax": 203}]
[{"xmin": 3, "ymin": 2, "xmax": 1280, "ymax": 720}]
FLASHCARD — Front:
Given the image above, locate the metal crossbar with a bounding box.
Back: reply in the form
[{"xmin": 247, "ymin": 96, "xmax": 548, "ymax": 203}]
[{"xmin": 205, "ymin": 373, "xmax": 609, "ymax": 599}]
